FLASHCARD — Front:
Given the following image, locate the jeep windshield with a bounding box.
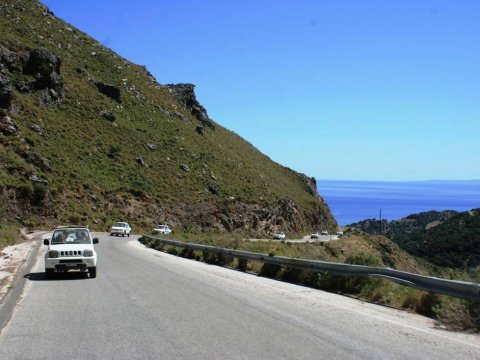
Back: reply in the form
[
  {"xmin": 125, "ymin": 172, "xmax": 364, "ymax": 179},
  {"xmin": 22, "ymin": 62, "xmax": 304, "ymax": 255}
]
[
  {"xmin": 51, "ymin": 229, "xmax": 91, "ymax": 244},
  {"xmin": 113, "ymin": 222, "xmax": 126, "ymax": 227}
]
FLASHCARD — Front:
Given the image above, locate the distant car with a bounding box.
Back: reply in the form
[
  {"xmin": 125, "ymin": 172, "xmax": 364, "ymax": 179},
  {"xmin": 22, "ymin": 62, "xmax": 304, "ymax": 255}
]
[
  {"xmin": 321, "ymin": 230, "xmax": 329, "ymax": 236},
  {"xmin": 110, "ymin": 222, "xmax": 131, "ymax": 237},
  {"xmin": 273, "ymin": 232, "xmax": 286, "ymax": 240},
  {"xmin": 153, "ymin": 224, "xmax": 172, "ymax": 235},
  {"xmin": 310, "ymin": 233, "xmax": 320, "ymax": 239},
  {"xmin": 44, "ymin": 226, "xmax": 98, "ymax": 278},
  {"xmin": 336, "ymin": 231, "xmax": 344, "ymax": 237}
]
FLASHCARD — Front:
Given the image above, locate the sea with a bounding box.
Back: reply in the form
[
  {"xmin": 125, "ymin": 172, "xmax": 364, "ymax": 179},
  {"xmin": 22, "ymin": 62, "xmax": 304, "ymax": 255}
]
[{"xmin": 316, "ymin": 179, "xmax": 480, "ymax": 226}]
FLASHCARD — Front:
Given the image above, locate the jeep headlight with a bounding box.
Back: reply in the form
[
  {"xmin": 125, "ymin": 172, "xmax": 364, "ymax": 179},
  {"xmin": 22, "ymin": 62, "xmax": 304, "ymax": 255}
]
[
  {"xmin": 48, "ymin": 250, "xmax": 59, "ymax": 258},
  {"xmin": 83, "ymin": 249, "xmax": 94, "ymax": 257}
]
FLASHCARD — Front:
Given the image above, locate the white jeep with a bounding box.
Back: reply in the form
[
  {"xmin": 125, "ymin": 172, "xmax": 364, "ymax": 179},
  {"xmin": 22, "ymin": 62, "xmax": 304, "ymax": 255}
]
[
  {"xmin": 110, "ymin": 221, "xmax": 131, "ymax": 237},
  {"xmin": 44, "ymin": 226, "xmax": 98, "ymax": 278}
]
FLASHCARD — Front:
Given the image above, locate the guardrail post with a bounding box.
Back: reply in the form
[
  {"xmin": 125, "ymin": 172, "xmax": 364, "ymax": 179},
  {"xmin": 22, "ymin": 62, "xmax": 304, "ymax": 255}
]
[{"xmin": 238, "ymin": 258, "xmax": 248, "ymax": 272}]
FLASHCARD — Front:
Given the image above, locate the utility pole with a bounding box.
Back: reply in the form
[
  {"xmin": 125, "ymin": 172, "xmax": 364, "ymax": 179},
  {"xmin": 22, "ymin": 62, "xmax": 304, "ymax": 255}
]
[{"xmin": 379, "ymin": 209, "xmax": 383, "ymax": 234}]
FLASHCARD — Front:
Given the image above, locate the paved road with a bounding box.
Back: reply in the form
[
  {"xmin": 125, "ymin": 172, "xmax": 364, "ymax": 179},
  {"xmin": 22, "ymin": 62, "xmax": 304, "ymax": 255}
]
[{"xmin": 0, "ymin": 235, "xmax": 479, "ymax": 360}]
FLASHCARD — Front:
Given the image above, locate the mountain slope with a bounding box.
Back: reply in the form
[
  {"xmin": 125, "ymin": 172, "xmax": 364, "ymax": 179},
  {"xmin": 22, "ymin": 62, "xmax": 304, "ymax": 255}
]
[{"xmin": 0, "ymin": 0, "xmax": 336, "ymax": 232}]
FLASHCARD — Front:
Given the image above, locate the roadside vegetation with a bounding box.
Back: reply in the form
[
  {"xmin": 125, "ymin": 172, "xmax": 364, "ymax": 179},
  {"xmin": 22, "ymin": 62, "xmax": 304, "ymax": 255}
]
[
  {"xmin": 350, "ymin": 209, "xmax": 480, "ymax": 269},
  {"xmin": 0, "ymin": 225, "xmax": 21, "ymax": 250},
  {"xmin": 141, "ymin": 231, "xmax": 480, "ymax": 332}
]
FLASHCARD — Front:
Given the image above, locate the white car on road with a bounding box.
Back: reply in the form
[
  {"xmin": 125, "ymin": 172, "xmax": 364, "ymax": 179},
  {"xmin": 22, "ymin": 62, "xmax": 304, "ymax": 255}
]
[
  {"xmin": 110, "ymin": 222, "xmax": 131, "ymax": 237},
  {"xmin": 153, "ymin": 224, "xmax": 172, "ymax": 235},
  {"xmin": 273, "ymin": 232, "xmax": 286, "ymax": 240},
  {"xmin": 44, "ymin": 226, "xmax": 98, "ymax": 278}
]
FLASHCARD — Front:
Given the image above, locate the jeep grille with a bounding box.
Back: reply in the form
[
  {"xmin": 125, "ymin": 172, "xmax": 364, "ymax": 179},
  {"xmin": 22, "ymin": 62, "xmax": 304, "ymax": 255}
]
[{"xmin": 60, "ymin": 250, "xmax": 82, "ymax": 257}]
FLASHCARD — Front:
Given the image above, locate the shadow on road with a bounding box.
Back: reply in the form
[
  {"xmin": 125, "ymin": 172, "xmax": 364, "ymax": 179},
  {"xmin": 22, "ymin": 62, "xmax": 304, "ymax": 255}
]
[{"xmin": 24, "ymin": 272, "xmax": 89, "ymax": 281}]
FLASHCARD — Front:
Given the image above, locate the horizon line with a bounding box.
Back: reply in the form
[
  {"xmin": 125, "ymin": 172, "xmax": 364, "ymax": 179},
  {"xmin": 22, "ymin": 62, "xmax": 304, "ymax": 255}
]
[{"xmin": 315, "ymin": 178, "xmax": 480, "ymax": 183}]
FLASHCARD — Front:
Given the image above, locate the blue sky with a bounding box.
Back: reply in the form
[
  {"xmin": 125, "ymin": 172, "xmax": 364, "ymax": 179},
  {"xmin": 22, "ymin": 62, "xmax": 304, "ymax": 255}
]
[{"xmin": 41, "ymin": 0, "xmax": 480, "ymax": 181}]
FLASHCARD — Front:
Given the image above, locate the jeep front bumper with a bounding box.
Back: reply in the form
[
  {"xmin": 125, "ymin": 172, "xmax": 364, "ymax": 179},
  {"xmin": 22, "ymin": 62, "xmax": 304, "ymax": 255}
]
[{"xmin": 45, "ymin": 256, "xmax": 96, "ymax": 270}]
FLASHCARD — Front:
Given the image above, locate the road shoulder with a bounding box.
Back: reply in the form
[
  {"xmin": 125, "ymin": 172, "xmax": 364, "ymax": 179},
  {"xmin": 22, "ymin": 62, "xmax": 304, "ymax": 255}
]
[{"xmin": 0, "ymin": 232, "xmax": 46, "ymax": 333}]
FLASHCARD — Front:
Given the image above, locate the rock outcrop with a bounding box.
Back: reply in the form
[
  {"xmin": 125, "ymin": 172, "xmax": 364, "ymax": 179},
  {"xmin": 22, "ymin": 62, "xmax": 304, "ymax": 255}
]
[
  {"xmin": 165, "ymin": 83, "xmax": 215, "ymax": 131},
  {"xmin": 0, "ymin": 115, "xmax": 16, "ymax": 135},
  {"xmin": 23, "ymin": 49, "xmax": 63, "ymax": 104},
  {"xmin": 0, "ymin": 46, "xmax": 24, "ymax": 72},
  {"xmin": 0, "ymin": 47, "xmax": 64, "ymax": 105},
  {"xmin": 93, "ymin": 81, "xmax": 121, "ymax": 102}
]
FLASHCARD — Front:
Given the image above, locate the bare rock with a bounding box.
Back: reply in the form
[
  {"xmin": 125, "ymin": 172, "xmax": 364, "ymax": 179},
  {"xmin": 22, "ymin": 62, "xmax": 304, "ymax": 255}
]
[
  {"xmin": 28, "ymin": 174, "xmax": 48, "ymax": 185},
  {"xmin": 207, "ymin": 183, "xmax": 219, "ymax": 195},
  {"xmin": 23, "ymin": 49, "xmax": 63, "ymax": 104},
  {"xmin": 0, "ymin": 115, "xmax": 16, "ymax": 135},
  {"xmin": 30, "ymin": 124, "xmax": 42, "ymax": 133},
  {"xmin": 144, "ymin": 143, "xmax": 157, "ymax": 151},
  {"xmin": 0, "ymin": 72, "xmax": 14, "ymax": 108},
  {"xmin": 99, "ymin": 110, "xmax": 116, "ymax": 121},
  {"xmin": 165, "ymin": 83, "xmax": 216, "ymax": 130},
  {"xmin": 135, "ymin": 157, "xmax": 147, "ymax": 167},
  {"xmin": 24, "ymin": 49, "xmax": 61, "ymax": 76},
  {"xmin": 93, "ymin": 81, "xmax": 121, "ymax": 102},
  {"xmin": 0, "ymin": 46, "xmax": 25, "ymax": 72}
]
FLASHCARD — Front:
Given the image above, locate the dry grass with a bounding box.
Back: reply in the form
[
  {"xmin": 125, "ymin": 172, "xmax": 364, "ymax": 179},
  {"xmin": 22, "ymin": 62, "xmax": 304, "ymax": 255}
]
[{"xmin": 0, "ymin": 225, "xmax": 21, "ymax": 251}]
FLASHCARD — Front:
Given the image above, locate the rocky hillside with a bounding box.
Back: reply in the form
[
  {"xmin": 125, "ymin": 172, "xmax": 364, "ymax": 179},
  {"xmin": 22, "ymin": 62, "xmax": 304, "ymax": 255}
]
[
  {"xmin": 349, "ymin": 209, "xmax": 480, "ymax": 269},
  {"xmin": 0, "ymin": 0, "xmax": 336, "ymax": 233}
]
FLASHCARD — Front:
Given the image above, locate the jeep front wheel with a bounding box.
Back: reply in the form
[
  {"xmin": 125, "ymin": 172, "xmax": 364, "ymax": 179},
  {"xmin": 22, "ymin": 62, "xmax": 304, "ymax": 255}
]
[{"xmin": 89, "ymin": 267, "xmax": 97, "ymax": 278}]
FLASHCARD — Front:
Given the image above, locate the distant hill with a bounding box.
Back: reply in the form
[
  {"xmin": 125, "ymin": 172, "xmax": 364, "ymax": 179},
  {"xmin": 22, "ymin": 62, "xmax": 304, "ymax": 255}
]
[
  {"xmin": 0, "ymin": 0, "xmax": 336, "ymax": 232},
  {"xmin": 349, "ymin": 209, "xmax": 480, "ymax": 268}
]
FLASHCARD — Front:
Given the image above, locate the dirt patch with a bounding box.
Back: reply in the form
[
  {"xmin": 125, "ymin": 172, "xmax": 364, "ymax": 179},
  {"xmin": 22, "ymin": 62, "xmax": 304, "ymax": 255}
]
[{"xmin": 0, "ymin": 240, "xmax": 37, "ymax": 302}]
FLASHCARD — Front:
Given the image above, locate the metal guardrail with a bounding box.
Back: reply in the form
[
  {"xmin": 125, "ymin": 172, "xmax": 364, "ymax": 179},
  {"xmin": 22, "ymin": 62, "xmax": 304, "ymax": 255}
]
[{"xmin": 142, "ymin": 235, "xmax": 480, "ymax": 301}]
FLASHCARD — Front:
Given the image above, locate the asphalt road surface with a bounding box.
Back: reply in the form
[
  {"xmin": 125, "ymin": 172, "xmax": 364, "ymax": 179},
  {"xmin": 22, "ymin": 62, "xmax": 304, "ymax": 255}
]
[{"xmin": 0, "ymin": 234, "xmax": 479, "ymax": 359}]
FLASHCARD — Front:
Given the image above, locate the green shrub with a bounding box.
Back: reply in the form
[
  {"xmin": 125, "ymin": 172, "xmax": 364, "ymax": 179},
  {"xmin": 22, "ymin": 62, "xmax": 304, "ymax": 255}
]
[
  {"xmin": 107, "ymin": 145, "xmax": 121, "ymax": 159},
  {"xmin": 259, "ymin": 263, "xmax": 281, "ymax": 278},
  {"xmin": 281, "ymin": 267, "xmax": 303, "ymax": 283},
  {"xmin": 433, "ymin": 298, "xmax": 480, "ymax": 332},
  {"xmin": 167, "ymin": 247, "xmax": 178, "ymax": 256},
  {"xmin": 32, "ymin": 183, "xmax": 48, "ymax": 206},
  {"xmin": 0, "ymin": 225, "xmax": 21, "ymax": 250},
  {"xmin": 346, "ymin": 252, "xmax": 383, "ymax": 267},
  {"xmin": 416, "ymin": 292, "xmax": 441, "ymax": 318}
]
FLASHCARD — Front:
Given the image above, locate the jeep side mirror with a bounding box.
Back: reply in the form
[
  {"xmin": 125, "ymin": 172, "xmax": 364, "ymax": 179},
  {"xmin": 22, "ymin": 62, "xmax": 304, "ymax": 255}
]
[
  {"xmin": 43, "ymin": 239, "xmax": 49, "ymax": 245},
  {"xmin": 93, "ymin": 238, "xmax": 99, "ymax": 244}
]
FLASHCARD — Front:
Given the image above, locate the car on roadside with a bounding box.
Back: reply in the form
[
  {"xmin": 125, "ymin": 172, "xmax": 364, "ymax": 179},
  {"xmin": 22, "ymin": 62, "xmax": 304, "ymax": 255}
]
[
  {"xmin": 310, "ymin": 233, "xmax": 320, "ymax": 239},
  {"xmin": 153, "ymin": 224, "xmax": 172, "ymax": 235},
  {"xmin": 321, "ymin": 230, "xmax": 329, "ymax": 236},
  {"xmin": 110, "ymin": 222, "xmax": 131, "ymax": 237},
  {"xmin": 336, "ymin": 230, "xmax": 344, "ymax": 237},
  {"xmin": 273, "ymin": 231, "xmax": 286, "ymax": 240},
  {"xmin": 44, "ymin": 226, "xmax": 98, "ymax": 278}
]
